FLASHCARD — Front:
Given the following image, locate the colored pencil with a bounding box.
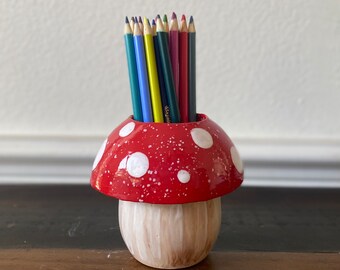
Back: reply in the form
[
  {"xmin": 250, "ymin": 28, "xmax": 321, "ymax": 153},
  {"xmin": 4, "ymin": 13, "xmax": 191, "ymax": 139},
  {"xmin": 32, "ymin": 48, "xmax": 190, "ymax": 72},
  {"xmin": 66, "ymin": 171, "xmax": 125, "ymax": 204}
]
[
  {"xmin": 188, "ymin": 16, "xmax": 196, "ymax": 122},
  {"xmin": 129, "ymin": 17, "xmax": 135, "ymax": 33},
  {"xmin": 163, "ymin": 14, "xmax": 169, "ymax": 35},
  {"xmin": 133, "ymin": 23, "xmax": 153, "ymax": 122},
  {"xmin": 152, "ymin": 19, "xmax": 170, "ymax": 123},
  {"xmin": 143, "ymin": 18, "xmax": 164, "ymax": 123},
  {"xmin": 156, "ymin": 17, "xmax": 181, "ymax": 123},
  {"xmin": 169, "ymin": 12, "xmax": 179, "ymax": 100},
  {"xmin": 153, "ymin": 20, "xmax": 171, "ymax": 123},
  {"xmin": 138, "ymin": 16, "xmax": 143, "ymax": 34},
  {"xmin": 179, "ymin": 15, "xmax": 189, "ymax": 122},
  {"xmin": 124, "ymin": 17, "xmax": 143, "ymax": 122}
]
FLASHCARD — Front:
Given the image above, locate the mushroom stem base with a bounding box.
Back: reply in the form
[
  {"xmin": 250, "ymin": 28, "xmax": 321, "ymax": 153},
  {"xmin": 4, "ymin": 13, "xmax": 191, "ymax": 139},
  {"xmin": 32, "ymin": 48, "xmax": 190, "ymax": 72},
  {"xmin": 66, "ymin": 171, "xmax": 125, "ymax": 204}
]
[{"xmin": 118, "ymin": 198, "xmax": 221, "ymax": 269}]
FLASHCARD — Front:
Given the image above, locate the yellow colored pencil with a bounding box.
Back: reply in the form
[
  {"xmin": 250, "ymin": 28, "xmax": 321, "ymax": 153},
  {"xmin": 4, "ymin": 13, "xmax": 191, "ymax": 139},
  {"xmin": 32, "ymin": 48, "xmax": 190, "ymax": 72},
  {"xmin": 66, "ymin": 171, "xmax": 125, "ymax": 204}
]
[{"xmin": 143, "ymin": 18, "xmax": 164, "ymax": 123}]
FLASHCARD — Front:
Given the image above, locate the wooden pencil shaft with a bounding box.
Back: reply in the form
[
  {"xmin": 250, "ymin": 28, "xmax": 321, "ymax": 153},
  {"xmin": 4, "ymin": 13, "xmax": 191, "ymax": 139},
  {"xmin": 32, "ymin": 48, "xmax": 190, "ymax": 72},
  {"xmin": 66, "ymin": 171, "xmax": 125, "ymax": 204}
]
[
  {"xmin": 138, "ymin": 17, "xmax": 143, "ymax": 34},
  {"xmin": 163, "ymin": 15, "xmax": 169, "ymax": 42},
  {"xmin": 129, "ymin": 18, "xmax": 135, "ymax": 33},
  {"xmin": 163, "ymin": 15, "xmax": 169, "ymax": 33}
]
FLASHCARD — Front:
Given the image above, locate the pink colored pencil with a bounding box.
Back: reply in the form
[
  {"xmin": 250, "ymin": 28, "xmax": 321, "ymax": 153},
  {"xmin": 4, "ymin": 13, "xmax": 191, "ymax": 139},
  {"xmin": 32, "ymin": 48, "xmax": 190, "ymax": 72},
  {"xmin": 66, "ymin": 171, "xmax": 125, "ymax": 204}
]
[{"xmin": 169, "ymin": 12, "xmax": 179, "ymax": 100}]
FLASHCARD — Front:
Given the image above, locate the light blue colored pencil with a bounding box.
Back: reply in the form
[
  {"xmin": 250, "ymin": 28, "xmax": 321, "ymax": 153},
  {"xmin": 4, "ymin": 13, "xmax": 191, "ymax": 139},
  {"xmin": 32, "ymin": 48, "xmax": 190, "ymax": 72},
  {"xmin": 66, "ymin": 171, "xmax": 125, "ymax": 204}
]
[{"xmin": 133, "ymin": 22, "xmax": 153, "ymax": 122}]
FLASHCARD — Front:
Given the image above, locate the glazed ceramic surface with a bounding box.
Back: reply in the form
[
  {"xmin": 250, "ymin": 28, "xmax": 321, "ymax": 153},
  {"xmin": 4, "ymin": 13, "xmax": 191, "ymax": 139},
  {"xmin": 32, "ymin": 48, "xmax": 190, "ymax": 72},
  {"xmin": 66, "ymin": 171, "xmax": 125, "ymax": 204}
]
[{"xmin": 90, "ymin": 114, "xmax": 243, "ymax": 204}]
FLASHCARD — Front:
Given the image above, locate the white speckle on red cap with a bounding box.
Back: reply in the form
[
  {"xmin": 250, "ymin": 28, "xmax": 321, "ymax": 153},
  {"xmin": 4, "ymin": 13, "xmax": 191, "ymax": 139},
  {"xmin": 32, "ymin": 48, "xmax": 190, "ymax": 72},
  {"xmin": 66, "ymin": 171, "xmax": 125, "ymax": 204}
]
[
  {"xmin": 92, "ymin": 139, "xmax": 108, "ymax": 170},
  {"xmin": 177, "ymin": 170, "xmax": 190, "ymax": 183},
  {"xmin": 230, "ymin": 146, "xmax": 243, "ymax": 173},
  {"xmin": 119, "ymin": 122, "xmax": 135, "ymax": 137},
  {"xmin": 190, "ymin": 128, "xmax": 213, "ymax": 149},
  {"xmin": 126, "ymin": 152, "xmax": 149, "ymax": 178}
]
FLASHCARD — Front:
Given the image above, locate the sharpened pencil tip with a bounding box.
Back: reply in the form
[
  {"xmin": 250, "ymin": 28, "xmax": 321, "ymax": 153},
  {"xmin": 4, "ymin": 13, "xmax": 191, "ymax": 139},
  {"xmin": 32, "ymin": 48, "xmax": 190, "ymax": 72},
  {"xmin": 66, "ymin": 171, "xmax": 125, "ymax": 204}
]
[
  {"xmin": 156, "ymin": 16, "xmax": 164, "ymax": 32},
  {"xmin": 138, "ymin": 16, "xmax": 142, "ymax": 23},
  {"xmin": 157, "ymin": 14, "xmax": 161, "ymax": 19},
  {"xmin": 135, "ymin": 16, "xmax": 138, "ymax": 22},
  {"xmin": 152, "ymin": 19, "xmax": 156, "ymax": 26},
  {"xmin": 181, "ymin": 14, "xmax": 186, "ymax": 21},
  {"xmin": 125, "ymin": 16, "xmax": 129, "ymax": 23},
  {"xmin": 163, "ymin": 14, "xmax": 168, "ymax": 23},
  {"xmin": 189, "ymin": 16, "xmax": 194, "ymax": 24},
  {"xmin": 131, "ymin": 17, "xmax": 135, "ymax": 23},
  {"xmin": 172, "ymin": 12, "xmax": 177, "ymax": 20}
]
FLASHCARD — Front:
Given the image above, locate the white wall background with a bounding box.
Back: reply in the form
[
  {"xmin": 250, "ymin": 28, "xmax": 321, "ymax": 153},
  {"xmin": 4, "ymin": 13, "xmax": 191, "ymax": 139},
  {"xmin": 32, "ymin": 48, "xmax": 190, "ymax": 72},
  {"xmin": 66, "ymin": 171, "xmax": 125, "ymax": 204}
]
[{"xmin": 1, "ymin": 0, "xmax": 340, "ymax": 186}]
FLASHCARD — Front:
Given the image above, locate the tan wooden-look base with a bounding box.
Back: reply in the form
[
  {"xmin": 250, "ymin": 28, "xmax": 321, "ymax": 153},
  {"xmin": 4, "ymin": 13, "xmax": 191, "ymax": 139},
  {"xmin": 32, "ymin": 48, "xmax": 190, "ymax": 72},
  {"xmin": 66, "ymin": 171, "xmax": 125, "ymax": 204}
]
[
  {"xmin": 119, "ymin": 198, "xmax": 221, "ymax": 269},
  {"xmin": 0, "ymin": 249, "xmax": 339, "ymax": 270}
]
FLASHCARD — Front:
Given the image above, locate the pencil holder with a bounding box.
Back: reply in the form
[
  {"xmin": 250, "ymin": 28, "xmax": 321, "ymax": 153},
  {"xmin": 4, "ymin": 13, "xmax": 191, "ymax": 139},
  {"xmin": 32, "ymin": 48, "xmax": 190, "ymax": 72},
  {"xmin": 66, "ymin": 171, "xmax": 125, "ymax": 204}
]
[{"xmin": 90, "ymin": 113, "xmax": 243, "ymax": 269}]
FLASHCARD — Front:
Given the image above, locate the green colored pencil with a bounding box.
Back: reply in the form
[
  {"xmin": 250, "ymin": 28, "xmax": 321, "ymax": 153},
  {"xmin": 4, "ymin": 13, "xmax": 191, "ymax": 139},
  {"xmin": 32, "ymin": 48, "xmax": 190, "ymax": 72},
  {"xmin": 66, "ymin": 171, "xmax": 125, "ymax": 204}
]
[
  {"xmin": 156, "ymin": 17, "xmax": 180, "ymax": 123},
  {"xmin": 163, "ymin": 14, "xmax": 169, "ymax": 41},
  {"xmin": 124, "ymin": 17, "xmax": 143, "ymax": 121}
]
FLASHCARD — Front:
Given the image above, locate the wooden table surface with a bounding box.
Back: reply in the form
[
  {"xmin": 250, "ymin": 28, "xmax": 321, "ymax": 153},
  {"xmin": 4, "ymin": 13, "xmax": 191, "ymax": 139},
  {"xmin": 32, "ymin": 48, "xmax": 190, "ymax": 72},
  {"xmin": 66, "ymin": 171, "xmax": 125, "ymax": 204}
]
[
  {"xmin": 1, "ymin": 249, "xmax": 339, "ymax": 270},
  {"xmin": 1, "ymin": 185, "xmax": 340, "ymax": 269}
]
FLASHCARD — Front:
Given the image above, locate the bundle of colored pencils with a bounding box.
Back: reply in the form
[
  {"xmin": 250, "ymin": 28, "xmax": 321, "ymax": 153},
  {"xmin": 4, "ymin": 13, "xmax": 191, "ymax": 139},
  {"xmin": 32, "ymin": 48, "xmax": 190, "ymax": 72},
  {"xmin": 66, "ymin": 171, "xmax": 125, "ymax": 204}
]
[{"xmin": 124, "ymin": 13, "xmax": 196, "ymax": 123}]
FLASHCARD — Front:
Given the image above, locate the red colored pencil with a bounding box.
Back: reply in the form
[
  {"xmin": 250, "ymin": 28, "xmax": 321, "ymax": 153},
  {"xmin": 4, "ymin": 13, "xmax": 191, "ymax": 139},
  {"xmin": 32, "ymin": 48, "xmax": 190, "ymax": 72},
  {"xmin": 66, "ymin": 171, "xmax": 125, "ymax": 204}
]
[
  {"xmin": 179, "ymin": 15, "xmax": 189, "ymax": 122},
  {"xmin": 169, "ymin": 12, "xmax": 179, "ymax": 101}
]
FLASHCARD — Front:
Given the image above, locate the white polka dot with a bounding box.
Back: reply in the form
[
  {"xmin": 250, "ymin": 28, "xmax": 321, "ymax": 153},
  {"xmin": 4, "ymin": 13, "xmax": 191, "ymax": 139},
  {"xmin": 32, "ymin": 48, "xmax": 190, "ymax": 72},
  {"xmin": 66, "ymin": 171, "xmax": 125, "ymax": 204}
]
[
  {"xmin": 190, "ymin": 128, "xmax": 213, "ymax": 149},
  {"xmin": 119, "ymin": 122, "xmax": 135, "ymax": 137},
  {"xmin": 118, "ymin": 156, "xmax": 128, "ymax": 170},
  {"xmin": 92, "ymin": 139, "xmax": 108, "ymax": 170},
  {"xmin": 126, "ymin": 152, "xmax": 149, "ymax": 178},
  {"xmin": 230, "ymin": 146, "xmax": 243, "ymax": 173},
  {"xmin": 177, "ymin": 170, "xmax": 190, "ymax": 183}
]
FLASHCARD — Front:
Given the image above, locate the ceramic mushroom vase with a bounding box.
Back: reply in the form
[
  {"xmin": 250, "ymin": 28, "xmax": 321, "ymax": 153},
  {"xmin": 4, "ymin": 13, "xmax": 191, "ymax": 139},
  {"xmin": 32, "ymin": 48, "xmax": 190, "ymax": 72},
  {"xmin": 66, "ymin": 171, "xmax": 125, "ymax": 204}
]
[{"xmin": 90, "ymin": 113, "xmax": 243, "ymax": 269}]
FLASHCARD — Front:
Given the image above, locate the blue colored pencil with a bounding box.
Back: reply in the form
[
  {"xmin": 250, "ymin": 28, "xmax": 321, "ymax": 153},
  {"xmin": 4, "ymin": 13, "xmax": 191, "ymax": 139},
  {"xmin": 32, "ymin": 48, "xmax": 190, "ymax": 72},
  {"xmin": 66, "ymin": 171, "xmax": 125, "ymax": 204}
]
[{"xmin": 133, "ymin": 23, "xmax": 153, "ymax": 122}]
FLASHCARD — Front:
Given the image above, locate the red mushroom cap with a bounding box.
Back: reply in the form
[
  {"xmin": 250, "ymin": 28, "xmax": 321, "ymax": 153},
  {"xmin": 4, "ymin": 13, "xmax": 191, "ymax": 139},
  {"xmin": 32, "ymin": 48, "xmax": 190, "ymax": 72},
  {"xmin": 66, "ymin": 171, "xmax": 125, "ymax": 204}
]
[{"xmin": 90, "ymin": 114, "xmax": 243, "ymax": 204}]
